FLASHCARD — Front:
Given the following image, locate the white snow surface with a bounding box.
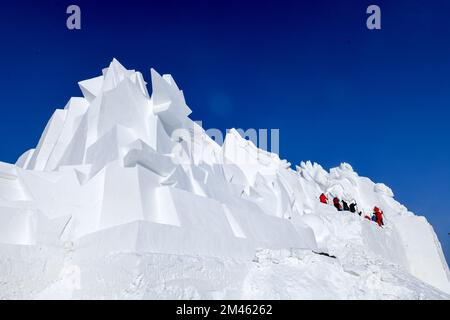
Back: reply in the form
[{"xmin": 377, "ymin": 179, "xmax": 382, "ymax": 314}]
[{"xmin": 0, "ymin": 59, "xmax": 449, "ymax": 299}]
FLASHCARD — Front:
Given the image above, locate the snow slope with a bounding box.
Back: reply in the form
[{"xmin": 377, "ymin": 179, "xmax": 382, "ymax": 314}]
[{"xmin": 0, "ymin": 59, "xmax": 449, "ymax": 299}]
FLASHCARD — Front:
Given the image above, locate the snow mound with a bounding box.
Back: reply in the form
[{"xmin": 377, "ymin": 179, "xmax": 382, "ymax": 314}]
[
  {"xmin": 0, "ymin": 59, "xmax": 449, "ymax": 299},
  {"xmin": 374, "ymin": 183, "xmax": 394, "ymax": 197}
]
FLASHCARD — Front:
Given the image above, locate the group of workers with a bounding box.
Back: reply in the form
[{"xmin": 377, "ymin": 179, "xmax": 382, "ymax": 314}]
[{"xmin": 319, "ymin": 193, "xmax": 384, "ymax": 227}]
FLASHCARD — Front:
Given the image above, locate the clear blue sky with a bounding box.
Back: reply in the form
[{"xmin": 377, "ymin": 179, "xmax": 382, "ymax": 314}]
[{"xmin": 0, "ymin": 0, "xmax": 448, "ymax": 263}]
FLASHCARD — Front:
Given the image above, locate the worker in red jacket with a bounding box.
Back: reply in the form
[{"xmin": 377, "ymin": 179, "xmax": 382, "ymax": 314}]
[
  {"xmin": 333, "ymin": 197, "xmax": 342, "ymax": 211},
  {"xmin": 319, "ymin": 193, "xmax": 328, "ymax": 204},
  {"xmin": 378, "ymin": 209, "xmax": 385, "ymax": 226},
  {"xmin": 374, "ymin": 207, "xmax": 384, "ymax": 227}
]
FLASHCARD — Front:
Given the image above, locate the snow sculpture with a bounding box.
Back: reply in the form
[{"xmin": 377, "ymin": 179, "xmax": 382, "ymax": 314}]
[{"xmin": 0, "ymin": 59, "xmax": 448, "ymax": 299}]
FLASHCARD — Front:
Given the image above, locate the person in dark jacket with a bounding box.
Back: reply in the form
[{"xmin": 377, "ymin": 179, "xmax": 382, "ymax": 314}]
[
  {"xmin": 349, "ymin": 202, "xmax": 357, "ymax": 213},
  {"xmin": 342, "ymin": 200, "xmax": 350, "ymax": 211},
  {"xmin": 333, "ymin": 197, "xmax": 342, "ymax": 211}
]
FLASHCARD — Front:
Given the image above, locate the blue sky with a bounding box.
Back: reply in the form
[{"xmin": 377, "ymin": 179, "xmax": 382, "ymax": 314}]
[{"xmin": 0, "ymin": 0, "xmax": 448, "ymax": 262}]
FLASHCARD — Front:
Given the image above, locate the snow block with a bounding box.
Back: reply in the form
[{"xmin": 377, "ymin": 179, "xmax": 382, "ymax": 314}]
[
  {"xmin": 27, "ymin": 109, "xmax": 67, "ymax": 171},
  {"xmin": 0, "ymin": 207, "xmax": 36, "ymax": 245},
  {"xmin": 79, "ymin": 75, "xmax": 104, "ymax": 103},
  {"xmin": 390, "ymin": 215, "xmax": 450, "ymax": 294},
  {"xmin": 0, "ymin": 162, "xmax": 31, "ymax": 201},
  {"xmin": 151, "ymin": 68, "xmax": 192, "ymax": 135}
]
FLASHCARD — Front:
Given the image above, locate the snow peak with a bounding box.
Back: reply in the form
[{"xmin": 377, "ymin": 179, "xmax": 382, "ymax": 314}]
[{"xmin": 176, "ymin": 304, "xmax": 210, "ymax": 318}]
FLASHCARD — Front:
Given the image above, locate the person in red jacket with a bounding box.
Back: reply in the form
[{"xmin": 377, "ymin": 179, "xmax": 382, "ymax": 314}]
[
  {"xmin": 333, "ymin": 197, "xmax": 342, "ymax": 211},
  {"xmin": 379, "ymin": 209, "xmax": 385, "ymax": 226},
  {"xmin": 373, "ymin": 207, "xmax": 384, "ymax": 227},
  {"xmin": 319, "ymin": 193, "xmax": 328, "ymax": 204}
]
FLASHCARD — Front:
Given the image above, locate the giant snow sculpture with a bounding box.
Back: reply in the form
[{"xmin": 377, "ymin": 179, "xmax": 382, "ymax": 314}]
[{"xmin": 0, "ymin": 59, "xmax": 449, "ymax": 299}]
